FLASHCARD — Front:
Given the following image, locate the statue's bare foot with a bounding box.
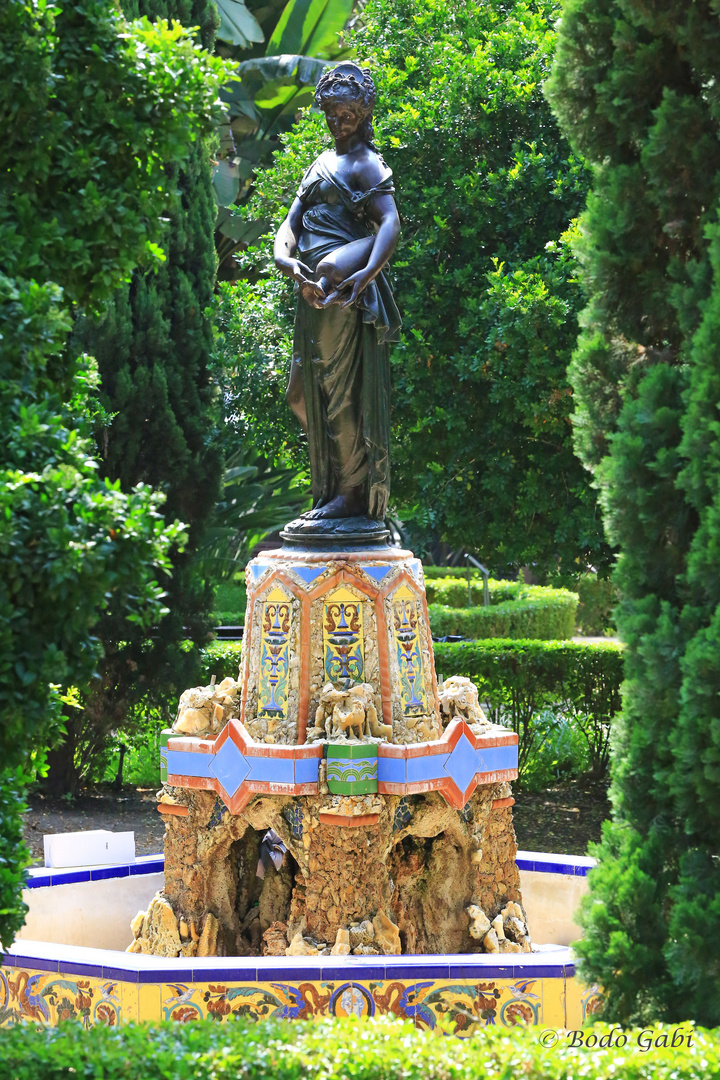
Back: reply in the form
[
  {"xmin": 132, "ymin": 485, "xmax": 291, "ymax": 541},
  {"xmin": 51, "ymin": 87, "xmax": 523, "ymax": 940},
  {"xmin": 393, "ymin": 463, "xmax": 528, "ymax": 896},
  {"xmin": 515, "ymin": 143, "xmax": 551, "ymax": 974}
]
[{"xmin": 303, "ymin": 490, "xmax": 365, "ymax": 519}]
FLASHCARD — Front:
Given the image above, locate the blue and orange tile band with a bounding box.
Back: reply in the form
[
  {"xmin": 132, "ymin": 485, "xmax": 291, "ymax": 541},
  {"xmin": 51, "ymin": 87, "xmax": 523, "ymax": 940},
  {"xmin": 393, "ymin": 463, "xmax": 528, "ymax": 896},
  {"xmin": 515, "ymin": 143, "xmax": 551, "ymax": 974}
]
[{"xmin": 165, "ymin": 717, "xmax": 518, "ymax": 815}]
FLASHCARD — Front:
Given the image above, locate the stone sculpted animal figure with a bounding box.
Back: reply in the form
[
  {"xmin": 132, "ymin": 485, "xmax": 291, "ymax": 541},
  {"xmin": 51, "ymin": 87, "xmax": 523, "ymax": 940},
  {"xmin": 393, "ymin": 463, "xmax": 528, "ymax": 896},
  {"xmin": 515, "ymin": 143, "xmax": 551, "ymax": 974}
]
[{"xmin": 310, "ymin": 681, "xmax": 392, "ymax": 741}]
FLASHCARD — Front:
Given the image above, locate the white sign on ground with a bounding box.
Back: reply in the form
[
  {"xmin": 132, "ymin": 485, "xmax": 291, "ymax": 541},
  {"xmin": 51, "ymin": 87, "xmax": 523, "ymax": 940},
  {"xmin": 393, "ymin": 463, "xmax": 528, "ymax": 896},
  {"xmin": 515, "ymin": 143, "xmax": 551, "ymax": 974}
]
[{"xmin": 43, "ymin": 830, "xmax": 136, "ymax": 868}]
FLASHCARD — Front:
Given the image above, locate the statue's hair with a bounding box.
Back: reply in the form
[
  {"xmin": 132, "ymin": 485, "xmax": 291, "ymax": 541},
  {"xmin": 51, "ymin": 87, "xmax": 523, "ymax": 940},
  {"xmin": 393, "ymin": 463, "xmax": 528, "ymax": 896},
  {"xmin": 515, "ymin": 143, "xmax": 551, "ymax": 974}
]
[{"xmin": 315, "ymin": 65, "xmax": 377, "ymax": 148}]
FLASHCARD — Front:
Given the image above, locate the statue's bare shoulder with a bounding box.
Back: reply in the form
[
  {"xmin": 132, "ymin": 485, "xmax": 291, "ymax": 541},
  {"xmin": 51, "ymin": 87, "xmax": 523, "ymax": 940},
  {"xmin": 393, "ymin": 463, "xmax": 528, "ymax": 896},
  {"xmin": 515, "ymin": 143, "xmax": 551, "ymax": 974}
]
[{"xmin": 349, "ymin": 146, "xmax": 390, "ymax": 191}]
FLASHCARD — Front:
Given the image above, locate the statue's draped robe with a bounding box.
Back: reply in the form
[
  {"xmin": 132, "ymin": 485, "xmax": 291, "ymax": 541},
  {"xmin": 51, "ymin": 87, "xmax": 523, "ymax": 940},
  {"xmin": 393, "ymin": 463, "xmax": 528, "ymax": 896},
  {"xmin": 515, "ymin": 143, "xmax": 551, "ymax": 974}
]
[{"xmin": 294, "ymin": 154, "xmax": 401, "ymax": 519}]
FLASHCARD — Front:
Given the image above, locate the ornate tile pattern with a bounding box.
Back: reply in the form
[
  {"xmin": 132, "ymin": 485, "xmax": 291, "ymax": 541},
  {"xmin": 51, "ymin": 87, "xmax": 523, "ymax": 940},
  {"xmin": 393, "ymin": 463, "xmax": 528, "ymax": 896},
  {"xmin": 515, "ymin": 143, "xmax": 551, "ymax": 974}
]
[
  {"xmin": 257, "ymin": 587, "xmax": 292, "ymax": 721},
  {"xmin": 326, "ymin": 743, "xmax": 379, "ymax": 795},
  {"xmin": 0, "ymin": 959, "xmax": 581, "ymax": 1032},
  {"xmin": 166, "ymin": 720, "xmax": 517, "ymax": 813},
  {"xmin": 0, "ymin": 968, "xmax": 123, "ymax": 1028},
  {"xmin": 391, "ymin": 584, "xmax": 429, "ymax": 718},
  {"xmin": 323, "ymin": 586, "xmax": 365, "ymax": 684}
]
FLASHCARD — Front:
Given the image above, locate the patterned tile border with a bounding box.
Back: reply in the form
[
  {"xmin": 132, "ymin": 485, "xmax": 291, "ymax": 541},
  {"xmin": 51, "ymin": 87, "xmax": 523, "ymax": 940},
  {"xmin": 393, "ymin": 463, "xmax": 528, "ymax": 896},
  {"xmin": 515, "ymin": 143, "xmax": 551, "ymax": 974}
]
[
  {"xmin": 165, "ymin": 718, "xmax": 518, "ymax": 814},
  {"xmin": 0, "ymin": 963, "xmax": 578, "ymax": 1030}
]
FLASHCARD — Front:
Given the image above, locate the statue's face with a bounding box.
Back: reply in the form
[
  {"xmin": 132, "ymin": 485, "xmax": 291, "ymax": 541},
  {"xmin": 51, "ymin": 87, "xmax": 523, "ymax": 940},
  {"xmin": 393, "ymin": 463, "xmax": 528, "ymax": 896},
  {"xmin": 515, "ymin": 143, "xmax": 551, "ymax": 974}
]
[{"xmin": 323, "ymin": 90, "xmax": 363, "ymax": 142}]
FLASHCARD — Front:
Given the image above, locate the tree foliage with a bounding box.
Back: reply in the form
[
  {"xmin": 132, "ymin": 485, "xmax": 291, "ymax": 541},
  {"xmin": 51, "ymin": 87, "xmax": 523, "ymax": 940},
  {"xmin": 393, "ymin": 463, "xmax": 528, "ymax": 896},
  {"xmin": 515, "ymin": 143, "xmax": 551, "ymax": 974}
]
[
  {"xmin": 0, "ymin": 0, "xmax": 228, "ymax": 944},
  {"xmin": 217, "ymin": 0, "xmax": 610, "ymax": 574},
  {"xmin": 56, "ymin": 0, "xmax": 227, "ymax": 795},
  {"xmin": 546, "ymin": 0, "xmax": 720, "ymax": 1027}
]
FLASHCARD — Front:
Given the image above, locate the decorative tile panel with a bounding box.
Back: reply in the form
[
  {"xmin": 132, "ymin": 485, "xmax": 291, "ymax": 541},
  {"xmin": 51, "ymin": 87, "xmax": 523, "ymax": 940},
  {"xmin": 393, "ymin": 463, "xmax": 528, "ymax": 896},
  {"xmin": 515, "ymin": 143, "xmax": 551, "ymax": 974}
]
[
  {"xmin": 391, "ymin": 584, "xmax": 429, "ymax": 718},
  {"xmin": 0, "ymin": 948, "xmax": 583, "ymax": 1031},
  {"xmin": 323, "ymin": 586, "xmax": 365, "ymax": 684},
  {"xmin": 326, "ymin": 743, "xmax": 378, "ymax": 795},
  {"xmin": 165, "ymin": 720, "xmax": 517, "ymax": 812},
  {"xmin": 257, "ymin": 587, "xmax": 292, "ymax": 721},
  {"xmin": 293, "ymin": 565, "xmax": 327, "ymax": 584}
]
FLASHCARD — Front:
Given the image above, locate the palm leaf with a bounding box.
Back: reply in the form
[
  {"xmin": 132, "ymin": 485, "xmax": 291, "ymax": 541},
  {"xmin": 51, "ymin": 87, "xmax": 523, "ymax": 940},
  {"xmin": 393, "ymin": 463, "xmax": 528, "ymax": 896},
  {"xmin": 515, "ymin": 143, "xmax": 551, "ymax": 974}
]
[
  {"xmin": 215, "ymin": 0, "xmax": 265, "ymax": 47},
  {"xmin": 267, "ymin": 0, "xmax": 354, "ymax": 58}
]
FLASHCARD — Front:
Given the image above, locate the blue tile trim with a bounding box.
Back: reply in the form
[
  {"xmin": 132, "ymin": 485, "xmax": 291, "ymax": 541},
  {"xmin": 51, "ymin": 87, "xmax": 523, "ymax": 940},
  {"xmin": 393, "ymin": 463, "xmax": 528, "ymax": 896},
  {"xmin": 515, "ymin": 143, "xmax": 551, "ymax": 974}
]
[
  {"xmin": 477, "ymin": 744, "xmax": 518, "ymax": 773},
  {"xmin": 2, "ymin": 945, "xmax": 573, "ymax": 985},
  {"xmin": 103, "ymin": 965, "xmax": 139, "ymax": 983},
  {"xmin": 247, "ymin": 756, "xmax": 294, "ymax": 784},
  {"xmin": 294, "ymin": 756, "xmax": 320, "ymax": 784},
  {"xmin": 360, "ymin": 565, "xmax": 392, "ymax": 581},
  {"xmin": 52, "ymin": 870, "xmax": 92, "ymax": 887},
  {"xmin": 383, "ymin": 962, "xmax": 451, "ymax": 979},
  {"xmin": 516, "ymin": 850, "xmax": 596, "ymax": 877},
  {"xmin": 91, "ymin": 865, "xmax": 130, "ymax": 882},
  {"xmin": 25, "ymin": 870, "xmax": 56, "ymax": 890},
  {"xmin": 191, "ymin": 965, "xmax": 256, "ymax": 984},
  {"xmin": 167, "ymin": 748, "xmax": 215, "ymax": 779},
  {"xmin": 129, "ymin": 859, "xmax": 164, "ymax": 876},
  {"xmin": 407, "ymin": 753, "xmax": 448, "ymax": 783},
  {"xmin": 293, "ymin": 565, "xmax": 327, "ymax": 583},
  {"xmin": 139, "ymin": 967, "xmax": 194, "ymax": 984},
  {"xmin": 377, "ymin": 755, "xmax": 406, "ymax": 784},
  {"xmin": 8, "ymin": 954, "xmax": 59, "ymax": 973}
]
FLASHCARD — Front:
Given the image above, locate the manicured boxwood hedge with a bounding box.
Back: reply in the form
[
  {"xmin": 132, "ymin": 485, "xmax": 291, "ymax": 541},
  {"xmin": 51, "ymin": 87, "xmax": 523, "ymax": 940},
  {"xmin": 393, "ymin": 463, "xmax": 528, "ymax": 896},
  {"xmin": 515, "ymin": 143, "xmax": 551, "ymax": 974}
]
[
  {"xmin": 428, "ymin": 587, "xmax": 578, "ymax": 641},
  {"xmin": 424, "ymin": 571, "xmax": 616, "ymax": 636},
  {"xmin": 201, "ymin": 638, "xmax": 623, "ymax": 777},
  {"xmin": 0, "ymin": 1018, "xmax": 715, "ymax": 1080},
  {"xmin": 424, "ymin": 575, "xmax": 526, "ymax": 605}
]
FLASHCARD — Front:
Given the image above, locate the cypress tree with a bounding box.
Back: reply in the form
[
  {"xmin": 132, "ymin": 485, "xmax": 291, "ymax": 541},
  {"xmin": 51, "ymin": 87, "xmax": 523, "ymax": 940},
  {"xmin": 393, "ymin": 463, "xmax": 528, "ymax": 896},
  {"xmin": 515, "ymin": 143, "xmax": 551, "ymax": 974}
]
[
  {"xmin": 52, "ymin": 0, "xmax": 222, "ymax": 791},
  {"xmin": 546, "ymin": 0, "xmax": 720, "ymax": 1024}
]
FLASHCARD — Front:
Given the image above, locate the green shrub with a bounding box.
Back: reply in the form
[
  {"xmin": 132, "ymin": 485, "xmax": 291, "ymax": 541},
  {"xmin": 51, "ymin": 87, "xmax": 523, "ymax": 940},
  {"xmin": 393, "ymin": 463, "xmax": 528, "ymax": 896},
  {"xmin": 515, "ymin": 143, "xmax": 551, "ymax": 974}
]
[
  {"xmin": 212, "ymin": 577, "xmax": 247, "ymax": 625},
  {"xmin": 424, "ymin": 577, "xmax": 523, "ymax": 606},
  {"xmin": 428, "ymin": 588, "xmax": 578, "ymax": 641},
  {"xmin": 425, "ymin": 573, "xmax": 616, "ymax": 637},
  {"xmin": 201, "ymin": 640, "xmax": 243, "ymax": 683},
  {"xmin": 0, "ymin": 1018, "xmax": 716, "ymax": 1080},
  {"xmin": 546, "ymin": 0, "xmax": 720, "ymax": 1026},
  {"xmin": 434, "ymin": 639, "xmax": 623, "ymax": 776},
  {"xmin": 519, "ymin": 707, "xmax": 594, "ymax": 793},
  {"xmin": 547, "ymin": 573, "xmax": 617, "ymax": 637},
  {"xmin": 423, "ymin": 566, "xmax": 486, "ymax": 579}
]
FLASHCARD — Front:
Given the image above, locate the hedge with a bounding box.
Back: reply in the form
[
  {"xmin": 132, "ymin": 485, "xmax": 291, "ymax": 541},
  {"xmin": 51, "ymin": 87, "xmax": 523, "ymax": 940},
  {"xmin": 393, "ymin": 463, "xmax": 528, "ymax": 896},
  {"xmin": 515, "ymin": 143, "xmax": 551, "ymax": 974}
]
[
  {"xmin": 424, "ymin": 572, "xmax": 616, "ymax": 636},
  {"xmin": 0, "ymin": 1018, "xmax": 715, "ymax": 1080},
  {"xmin": 428, "ymin": 588, "xmax": 578, "ymax": 641},
  {"xmin": 201, "ymin": 638, "xmax": 623, "ymax": 778},
  {"xmin": 434, "ymin": 639, "xmax": 623, "ymax": 775},
  {"xmin": 424, "ymin": 575, "xmax": 524, "ymax": 605}
]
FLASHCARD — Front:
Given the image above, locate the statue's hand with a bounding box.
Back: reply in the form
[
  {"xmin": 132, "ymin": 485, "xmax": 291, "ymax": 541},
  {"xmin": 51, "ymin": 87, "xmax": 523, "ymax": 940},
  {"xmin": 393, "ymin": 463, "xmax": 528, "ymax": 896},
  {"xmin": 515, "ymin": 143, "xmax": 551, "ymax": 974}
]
[
  {"xmin": 339, "ymin": 267, "xmax": 375, "ymax": 308},
  {"xmin": 300, "ymin": 280, "xmax": 327, "ymax": 308},
  {"xmin": 275, "ymin": 257, "xmax": 314, "ymax": 287}
]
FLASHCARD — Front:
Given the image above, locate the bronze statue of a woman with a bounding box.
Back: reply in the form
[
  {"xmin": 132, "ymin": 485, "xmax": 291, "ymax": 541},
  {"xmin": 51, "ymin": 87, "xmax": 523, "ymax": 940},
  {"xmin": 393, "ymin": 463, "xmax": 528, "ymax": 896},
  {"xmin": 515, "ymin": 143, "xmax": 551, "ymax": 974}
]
[{"xmin": 274, "ymin": 63, "xmax": 401, "ymax": 529}]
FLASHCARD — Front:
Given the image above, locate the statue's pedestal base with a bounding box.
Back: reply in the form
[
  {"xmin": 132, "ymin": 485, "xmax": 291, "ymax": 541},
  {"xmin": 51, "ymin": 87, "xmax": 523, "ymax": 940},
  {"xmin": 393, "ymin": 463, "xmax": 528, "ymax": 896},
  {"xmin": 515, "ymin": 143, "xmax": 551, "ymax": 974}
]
[
  {"xmin": 150, "ymin": 534, "xmax": 526, "ymax": 959},
  {"xmin": 239, "ymin": 543, "xmax": 441, "ymax": 746}
]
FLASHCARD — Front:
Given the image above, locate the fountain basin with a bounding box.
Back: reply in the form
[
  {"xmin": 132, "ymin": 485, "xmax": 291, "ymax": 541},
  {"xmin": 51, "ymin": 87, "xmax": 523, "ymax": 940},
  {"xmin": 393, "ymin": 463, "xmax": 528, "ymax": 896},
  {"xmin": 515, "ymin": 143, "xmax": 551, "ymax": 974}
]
[{"xmin": 0, "ymin": 849, "xmax": 599, "ymax": 1030}]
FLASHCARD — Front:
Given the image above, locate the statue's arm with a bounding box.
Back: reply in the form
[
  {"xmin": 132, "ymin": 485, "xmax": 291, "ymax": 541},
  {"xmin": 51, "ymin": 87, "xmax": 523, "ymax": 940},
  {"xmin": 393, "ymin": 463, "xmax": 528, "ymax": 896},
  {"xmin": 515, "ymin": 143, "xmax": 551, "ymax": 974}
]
[
  {"xmin": 274, "ymin": 197, "xmax": 314, "ymax": 285},
  {"xmin": 340, "ymin": 191, "xmax": 400, "ymax": 307}
]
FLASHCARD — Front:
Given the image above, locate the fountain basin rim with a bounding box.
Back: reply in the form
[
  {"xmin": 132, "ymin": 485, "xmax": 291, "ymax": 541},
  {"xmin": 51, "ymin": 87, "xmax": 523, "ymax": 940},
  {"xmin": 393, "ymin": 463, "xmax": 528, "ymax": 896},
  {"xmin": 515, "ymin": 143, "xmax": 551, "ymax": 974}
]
[{"xmin": 2, "ymin": 937, "xmax": 576, "ymax": 984}]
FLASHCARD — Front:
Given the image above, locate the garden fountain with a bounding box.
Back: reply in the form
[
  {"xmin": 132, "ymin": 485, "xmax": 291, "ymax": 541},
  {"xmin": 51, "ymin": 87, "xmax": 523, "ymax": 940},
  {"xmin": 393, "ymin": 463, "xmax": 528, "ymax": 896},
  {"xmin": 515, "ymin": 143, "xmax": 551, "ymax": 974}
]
[{"xmin": 0, "ymin": 61, "xmax": 593, "ymax": 1031}]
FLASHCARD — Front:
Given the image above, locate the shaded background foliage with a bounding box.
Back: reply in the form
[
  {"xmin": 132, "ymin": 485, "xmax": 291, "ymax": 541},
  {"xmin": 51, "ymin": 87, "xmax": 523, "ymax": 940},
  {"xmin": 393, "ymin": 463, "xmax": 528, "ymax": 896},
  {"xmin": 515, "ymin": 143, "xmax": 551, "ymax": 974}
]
[
  {"xmin": 0, "ymin": 0, "xmax": 228, "ymax": 944},
  {"xmin": 546, "ymin": 0, "xmax": 720, "ymax": 1028}
]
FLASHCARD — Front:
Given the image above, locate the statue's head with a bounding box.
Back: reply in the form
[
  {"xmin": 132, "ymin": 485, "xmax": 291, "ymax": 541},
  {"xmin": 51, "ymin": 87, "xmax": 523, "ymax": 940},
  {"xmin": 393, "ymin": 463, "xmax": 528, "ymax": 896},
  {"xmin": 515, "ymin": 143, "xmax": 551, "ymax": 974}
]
[{"xmin": 315, "ymin": 62, "xmax": 377, "ymax": 146}]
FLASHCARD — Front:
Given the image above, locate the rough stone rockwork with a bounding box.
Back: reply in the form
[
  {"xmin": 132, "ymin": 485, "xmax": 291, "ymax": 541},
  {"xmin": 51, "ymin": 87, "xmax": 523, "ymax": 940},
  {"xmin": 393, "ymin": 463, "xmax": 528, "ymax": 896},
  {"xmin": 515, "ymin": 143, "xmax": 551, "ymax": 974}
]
[{"xmin": 131, "ymin": 546, "xmax": 530, "ymax": 958}]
